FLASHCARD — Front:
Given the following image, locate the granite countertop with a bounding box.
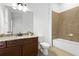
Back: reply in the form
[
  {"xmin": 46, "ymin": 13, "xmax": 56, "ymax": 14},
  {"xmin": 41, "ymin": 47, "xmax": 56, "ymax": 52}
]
[{"xmin": 0, "ymin": 35, "xmax": 38, "ymax": 41}]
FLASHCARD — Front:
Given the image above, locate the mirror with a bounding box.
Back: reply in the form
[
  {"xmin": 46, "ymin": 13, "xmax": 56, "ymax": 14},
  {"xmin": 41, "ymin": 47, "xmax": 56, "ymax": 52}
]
[{"xmin": 0, "ymin": 3, "xmax": 33, "ymax": 35}]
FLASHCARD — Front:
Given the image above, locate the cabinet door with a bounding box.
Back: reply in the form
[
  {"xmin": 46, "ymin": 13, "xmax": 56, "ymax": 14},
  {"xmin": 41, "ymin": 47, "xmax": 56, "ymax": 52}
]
[
  {"xmin": 0, "ymin": 46, "xmax": 21, "ymax": 56},
  {"xmin": 22, "ymin": 38, "xmax": 38, "ymax": 56},
  {"xmin": 23, "ymin": 45, "xmax": 38, "ymax": 56}
]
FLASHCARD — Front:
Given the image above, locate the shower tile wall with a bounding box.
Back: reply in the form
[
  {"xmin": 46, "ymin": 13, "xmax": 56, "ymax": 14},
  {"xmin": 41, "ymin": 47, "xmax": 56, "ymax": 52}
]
[
  {"xmin": 52, "ymin": 6, "xmax": 79, "ymax": 42},
  {"xmin": 52, "ymin": 11, "xmax": 60, "ymax": 38}
]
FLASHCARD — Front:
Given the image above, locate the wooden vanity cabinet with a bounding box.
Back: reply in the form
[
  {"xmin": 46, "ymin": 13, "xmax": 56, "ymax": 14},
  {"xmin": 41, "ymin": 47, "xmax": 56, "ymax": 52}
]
[
  {"xmin": 0, "ymin": 37, "xmax": 38, "ymax": 56},
  {"xmin": 22, "ymin": 38, "xmax": 38, "ymax": 56}
]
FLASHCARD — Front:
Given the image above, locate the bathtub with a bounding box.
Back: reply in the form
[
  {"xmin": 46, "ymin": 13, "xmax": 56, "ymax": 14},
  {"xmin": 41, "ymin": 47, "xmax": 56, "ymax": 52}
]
[{"xmin": 53, "ymin": 38, "xmax": 79, "ymax": 56}]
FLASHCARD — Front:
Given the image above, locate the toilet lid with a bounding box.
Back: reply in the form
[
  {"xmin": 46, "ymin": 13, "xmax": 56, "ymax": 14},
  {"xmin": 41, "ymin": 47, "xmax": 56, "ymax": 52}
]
[{"xmin": 40, "ymin": 42, "xmax": 50, "ymax": 47}]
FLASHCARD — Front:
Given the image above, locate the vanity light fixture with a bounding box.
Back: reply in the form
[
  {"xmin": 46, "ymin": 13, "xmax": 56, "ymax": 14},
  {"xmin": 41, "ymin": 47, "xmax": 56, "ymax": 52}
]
[{"xmin": 12, "ymin": 3, "xmax": 29, "ymax": 12}]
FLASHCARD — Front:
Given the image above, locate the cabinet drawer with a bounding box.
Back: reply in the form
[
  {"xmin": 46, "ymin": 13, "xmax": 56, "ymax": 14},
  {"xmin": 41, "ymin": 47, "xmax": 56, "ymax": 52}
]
[
  {"xmin": 7, "ymin": 39, "xmax": 23, "ymax": 47},
  {"xmin": 23, "ymin": 37, "xmax": 38, "ymax": 44},
  {"xmin": 0, "ymin": 41, "xmax": 6, "ymax": 48}
]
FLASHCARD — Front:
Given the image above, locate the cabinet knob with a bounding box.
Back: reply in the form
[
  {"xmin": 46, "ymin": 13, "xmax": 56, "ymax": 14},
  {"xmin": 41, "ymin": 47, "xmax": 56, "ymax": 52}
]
[{"xmin": 0, "ymin": 42, "xmax": 6, "ymax": 48}]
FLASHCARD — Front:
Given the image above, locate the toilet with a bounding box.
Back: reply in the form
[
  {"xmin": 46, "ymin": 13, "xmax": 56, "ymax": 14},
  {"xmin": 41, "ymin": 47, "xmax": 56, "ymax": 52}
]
[{"xmin": 40, "ymin": 42, "xmax": 50, "ymax": 55}]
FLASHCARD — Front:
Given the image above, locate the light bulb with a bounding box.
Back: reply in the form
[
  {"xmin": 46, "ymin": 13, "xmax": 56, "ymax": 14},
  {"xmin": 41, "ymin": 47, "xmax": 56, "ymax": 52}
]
[
  {"xmin": 23, "ymin": 6, "xmax": 29, "ymax": 12},
  {"xmin": 18, "ymin": 4, "xmax": 22, "ymax": 10}
]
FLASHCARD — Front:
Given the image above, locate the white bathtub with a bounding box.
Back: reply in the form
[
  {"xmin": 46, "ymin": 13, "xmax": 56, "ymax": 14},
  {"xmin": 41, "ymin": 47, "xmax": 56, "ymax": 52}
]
[{"xmin": 53, "ymin": 38, "xmax": 79, "ymax": 56}]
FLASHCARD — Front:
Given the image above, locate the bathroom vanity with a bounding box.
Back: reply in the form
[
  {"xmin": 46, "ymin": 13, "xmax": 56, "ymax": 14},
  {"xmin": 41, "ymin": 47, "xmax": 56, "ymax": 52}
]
[{"xmin": 0, "ymin": 36, "xmax": 38, "ymax": 56}]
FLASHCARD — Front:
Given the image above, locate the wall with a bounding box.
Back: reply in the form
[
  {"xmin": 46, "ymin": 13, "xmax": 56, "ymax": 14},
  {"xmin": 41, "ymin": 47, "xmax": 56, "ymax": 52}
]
[
  {"xmin": 10, "ymin": 10, "xmax": 33, "ymax": 33},
  {"xmin": 52, "ymin": 11, "xmax": 60, "ymax": 38},
  {"xmin": 52, "ymin": 11, "xmax": 63, "ymax": 39},
  {"xmin": 28, "ymin": 3, "xmax": 52, "ymax": 46},
  {"xmin": 59, "ymin": 6, "xmax": 79, "ymax": 42}
]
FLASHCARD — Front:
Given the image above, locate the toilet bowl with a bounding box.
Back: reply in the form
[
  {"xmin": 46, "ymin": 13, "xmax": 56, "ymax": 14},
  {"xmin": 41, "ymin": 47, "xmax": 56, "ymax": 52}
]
[{"xmin": 40, "ymin": 42, "xmax": 50, "ymax": 55}]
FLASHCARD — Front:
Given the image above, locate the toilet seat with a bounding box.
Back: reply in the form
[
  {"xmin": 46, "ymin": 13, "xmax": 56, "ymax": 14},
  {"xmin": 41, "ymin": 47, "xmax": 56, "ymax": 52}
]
[{"xmin": 40, "ymin": 42, "xmax": 50, "ymax": 48}]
